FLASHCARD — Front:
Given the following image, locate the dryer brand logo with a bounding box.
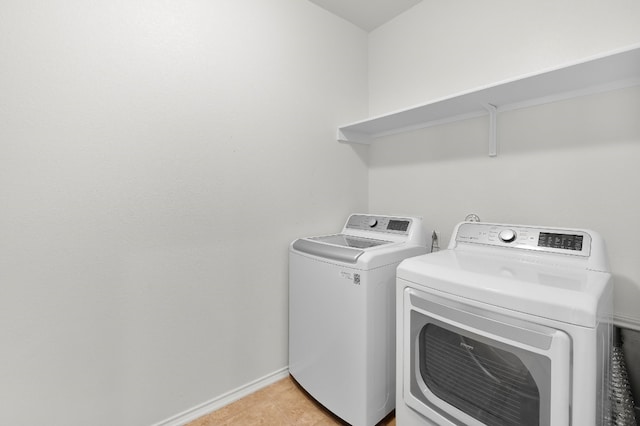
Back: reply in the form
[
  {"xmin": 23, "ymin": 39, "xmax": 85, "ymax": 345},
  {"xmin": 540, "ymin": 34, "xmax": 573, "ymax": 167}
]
[
  {"xmin": 353, "ymin": 273, "xmax": 360, "ymax": 285},
  {"xmin": 460, "ymin": 342, "xmax": 474, "ymax": 351}
]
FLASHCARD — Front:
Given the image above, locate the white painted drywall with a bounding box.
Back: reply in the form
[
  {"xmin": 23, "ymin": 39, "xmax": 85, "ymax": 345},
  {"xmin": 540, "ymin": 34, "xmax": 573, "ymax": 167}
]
[
  {"xmin": 0, "ymin": 1, "xmax": 368, "ymax": 424},
  {"xmin": 368, "ymin": 1, "xmax": 640, "ymax": 329},
  {"xmin": 369, "ymin": 0, "xmax": 640, "ymax": 116}
]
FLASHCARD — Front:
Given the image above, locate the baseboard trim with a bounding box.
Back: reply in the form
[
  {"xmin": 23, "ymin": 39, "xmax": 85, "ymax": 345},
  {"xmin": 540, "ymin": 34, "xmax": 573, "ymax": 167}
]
[{"xmin": 153, "ymin": 367, "xmax": 290, "ymax": 426}]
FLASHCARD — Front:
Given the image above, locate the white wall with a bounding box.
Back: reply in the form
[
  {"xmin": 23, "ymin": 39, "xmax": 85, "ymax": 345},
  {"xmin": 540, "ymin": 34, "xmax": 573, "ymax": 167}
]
[
  {"xmin": 368, "ymin": 1, "xmax": 640, "ymax": 328},
  {"xmin": 0, "ymin": 1, "xmax": 368, "ymax": 424},
  {"xmin": 369, "ymin": 0, "xmax": 640, "ymax": 115}
]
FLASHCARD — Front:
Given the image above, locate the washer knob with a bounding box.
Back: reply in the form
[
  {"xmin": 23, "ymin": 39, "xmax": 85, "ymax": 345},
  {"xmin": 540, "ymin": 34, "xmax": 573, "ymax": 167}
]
[
  {"xmin": 368, "ymin": 218, "xmax": 378, "ymax": 228},
  {"xmin": 499, "ymin": 229, "xmax": 517, "ymax": 243}
]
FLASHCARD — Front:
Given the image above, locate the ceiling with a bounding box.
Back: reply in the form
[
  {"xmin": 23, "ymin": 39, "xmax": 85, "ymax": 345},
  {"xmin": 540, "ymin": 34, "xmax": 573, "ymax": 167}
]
[{"xmin": 308, "ymin": 0, "xmax": 423, "ymax": 32}]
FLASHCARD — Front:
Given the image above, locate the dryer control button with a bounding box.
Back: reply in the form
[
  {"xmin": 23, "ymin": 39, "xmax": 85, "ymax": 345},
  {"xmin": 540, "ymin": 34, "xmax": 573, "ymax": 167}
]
[{"xmin": 499, "ymin": 229, "xmax": 517, "ymax": 243}]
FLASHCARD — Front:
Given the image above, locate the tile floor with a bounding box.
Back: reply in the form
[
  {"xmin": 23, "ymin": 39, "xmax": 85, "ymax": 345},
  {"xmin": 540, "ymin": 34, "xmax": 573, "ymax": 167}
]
[{"xmin": 187, "ymin": 375, "xmax": 396, "ymax": 425}]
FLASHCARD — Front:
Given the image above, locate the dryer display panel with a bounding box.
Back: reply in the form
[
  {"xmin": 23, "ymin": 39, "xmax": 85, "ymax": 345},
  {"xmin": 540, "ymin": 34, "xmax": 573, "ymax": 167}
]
[
  {"xmin": 454, "ymin": 223, "xmax": 593, "ymax": 257},
  {"xmin": 537, "ymin": 232, "xmax": 583, "ymax": 251}
]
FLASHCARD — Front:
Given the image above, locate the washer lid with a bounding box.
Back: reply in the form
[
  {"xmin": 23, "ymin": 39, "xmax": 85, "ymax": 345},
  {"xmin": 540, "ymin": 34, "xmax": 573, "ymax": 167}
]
[
  {"xmin": 292, "ymin": 234, "xmax": 392, "ymax": 264},
  {"xmin": 310, "ymin": 234, "xmax": 391, "ymax": 248},
  {"xmin": 397, "ymin": 250, "xmax": 612, "ymax": 327}
]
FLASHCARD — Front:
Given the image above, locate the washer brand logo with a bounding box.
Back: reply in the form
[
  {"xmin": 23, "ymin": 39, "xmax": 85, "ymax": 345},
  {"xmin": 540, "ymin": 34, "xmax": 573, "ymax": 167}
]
[
  {"xmin": 460, "ymin": 342, "xmax": 474, "ymax": 351},
  {"xmin": 340, "ymin": 271, "xmax": 352, "ymax": 280},
  {"xmin": 353, "ymin": 273, "xmax": 361, "ymax": 285}
]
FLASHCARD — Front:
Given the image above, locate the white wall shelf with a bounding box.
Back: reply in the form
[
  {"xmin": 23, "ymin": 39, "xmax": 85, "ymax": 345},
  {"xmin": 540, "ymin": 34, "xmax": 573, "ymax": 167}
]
[{"xmin": 337, "ymin": 45, "xmax": 640, "ymax": 156}]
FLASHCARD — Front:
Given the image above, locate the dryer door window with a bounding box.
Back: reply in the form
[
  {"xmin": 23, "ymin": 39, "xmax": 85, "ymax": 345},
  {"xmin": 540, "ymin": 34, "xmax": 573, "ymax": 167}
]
[
  {"xmin": 403, "ymin": 288, "xmax": 571, "ymax": 426},
  {"xmin": 419, "ymin": 323, "xmax": 541, "ymax": 425}
]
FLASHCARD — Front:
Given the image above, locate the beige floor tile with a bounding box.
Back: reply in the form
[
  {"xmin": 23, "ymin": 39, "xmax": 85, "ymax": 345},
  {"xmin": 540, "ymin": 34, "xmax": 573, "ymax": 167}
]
[
  {"xmin": 219, "ymin": 400, "xmax": 283, "ymax": 425},
  {"xmin": 187, "ymin": 375, "xmax": 395, "ymax": 426}
]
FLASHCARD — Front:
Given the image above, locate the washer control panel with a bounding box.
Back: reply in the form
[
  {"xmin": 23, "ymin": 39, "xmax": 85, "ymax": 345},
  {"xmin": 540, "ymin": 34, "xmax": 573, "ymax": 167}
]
[
  {"xmin": 346, "ymin": 214, "xmax": 412, "ymax": 235},
  {"xmin": 455, "ymin": 223, "xmax": 592, "ymax": 256}
]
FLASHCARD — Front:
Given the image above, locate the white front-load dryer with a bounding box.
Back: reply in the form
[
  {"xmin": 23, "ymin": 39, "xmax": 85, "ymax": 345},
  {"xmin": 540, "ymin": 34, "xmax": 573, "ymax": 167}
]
[
  {"xmin": 289, "ymin": 214, "xmax": 429, "ymax": 426},
  {"xmin": 396, "ymin": 222, "xmax": 613, "ymax": 426}
]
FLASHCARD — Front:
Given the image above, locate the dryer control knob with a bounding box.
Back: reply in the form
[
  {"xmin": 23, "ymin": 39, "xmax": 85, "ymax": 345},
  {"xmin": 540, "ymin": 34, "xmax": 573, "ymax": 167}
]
[
  {"xmin": 499, "ymin": 229, "xmax": 517, "ymax": 243},
  {"xmin": 368, "ymin": 218, "xmax": 378, "ymax": 227}
]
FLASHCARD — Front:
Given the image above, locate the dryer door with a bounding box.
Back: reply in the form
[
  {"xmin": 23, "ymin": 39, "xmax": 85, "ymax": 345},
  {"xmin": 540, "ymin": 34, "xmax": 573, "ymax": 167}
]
[{"xmin": 402, "ymin": 287, "xmax": 571, "ymax": 426}]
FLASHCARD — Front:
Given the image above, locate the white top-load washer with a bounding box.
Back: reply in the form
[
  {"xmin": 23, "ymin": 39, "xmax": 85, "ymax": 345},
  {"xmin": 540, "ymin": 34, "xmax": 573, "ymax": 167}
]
[
  {"xmin": 396, "ymin": 222, "xmax": 613, "ymax": 426},
  {"xmin": 289, "ymin": 214, "xmax": 428, "ymax": 426}
]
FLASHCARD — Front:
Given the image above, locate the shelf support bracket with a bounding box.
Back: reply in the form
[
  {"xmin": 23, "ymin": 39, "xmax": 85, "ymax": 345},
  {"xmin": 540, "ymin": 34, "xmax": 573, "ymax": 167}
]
[{"xmin": 484, "ymin": 104, "xmax": 498, "ymax": 157}]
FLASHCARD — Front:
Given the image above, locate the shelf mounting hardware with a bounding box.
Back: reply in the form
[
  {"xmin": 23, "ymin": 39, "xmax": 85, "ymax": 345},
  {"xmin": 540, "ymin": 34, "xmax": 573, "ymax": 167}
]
[{"xmin": 484, "ymin": 103, "xmax": 498, "ymax": 157}]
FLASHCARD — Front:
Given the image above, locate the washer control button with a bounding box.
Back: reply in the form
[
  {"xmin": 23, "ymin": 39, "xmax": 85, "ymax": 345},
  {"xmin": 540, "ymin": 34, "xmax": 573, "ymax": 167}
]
[
  {"xmin": 499, "ymin": 229, "xmax": 517, "ymax": 243},
  {"xmin": 368, "ymin": 218, "xmax": 378, "ymax": 228}
]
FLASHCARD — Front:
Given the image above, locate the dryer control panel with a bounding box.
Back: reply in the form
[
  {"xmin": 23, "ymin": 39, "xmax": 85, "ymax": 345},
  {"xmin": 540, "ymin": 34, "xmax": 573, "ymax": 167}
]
[{"xmin": 455, "ymin": 223, "xmax": 592, "ymax": 257}]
